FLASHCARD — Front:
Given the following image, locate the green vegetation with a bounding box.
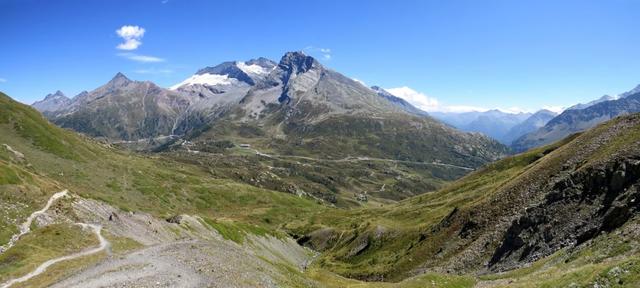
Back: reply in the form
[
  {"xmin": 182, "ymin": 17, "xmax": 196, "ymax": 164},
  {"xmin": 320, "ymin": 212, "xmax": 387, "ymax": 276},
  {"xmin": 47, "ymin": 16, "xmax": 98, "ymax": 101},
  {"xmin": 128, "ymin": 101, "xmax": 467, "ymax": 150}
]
[
  {"xmin": 201, "ymin": 217, "xmax": 271, "ymax": 244},
  {"xmin": 287, "ymin": 114, "xmax": 640, "ymax": 282},
  {"xmin": 0, "ymin": 224, "xmax": 98, "ymax": 283},
  {"xmin": 304, "ymin": 268, "xmax": 476, "ymax": 288}
]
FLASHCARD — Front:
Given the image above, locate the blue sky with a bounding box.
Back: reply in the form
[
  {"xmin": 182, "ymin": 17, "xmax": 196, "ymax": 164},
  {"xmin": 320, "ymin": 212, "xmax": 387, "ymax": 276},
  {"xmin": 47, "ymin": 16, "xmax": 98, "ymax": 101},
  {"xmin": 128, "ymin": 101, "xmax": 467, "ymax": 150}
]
[{"xmin": 1, "ymin": 0, "xmax": 639, "ymax": 112}]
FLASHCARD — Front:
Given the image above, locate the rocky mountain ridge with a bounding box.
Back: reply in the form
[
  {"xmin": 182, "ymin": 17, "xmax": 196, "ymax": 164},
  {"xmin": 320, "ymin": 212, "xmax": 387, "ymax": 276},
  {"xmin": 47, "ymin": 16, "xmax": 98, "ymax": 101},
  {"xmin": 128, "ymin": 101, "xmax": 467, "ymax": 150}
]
[{"xmin": 512, "ymin": 90, "xmax": 640, "ymax": 152}]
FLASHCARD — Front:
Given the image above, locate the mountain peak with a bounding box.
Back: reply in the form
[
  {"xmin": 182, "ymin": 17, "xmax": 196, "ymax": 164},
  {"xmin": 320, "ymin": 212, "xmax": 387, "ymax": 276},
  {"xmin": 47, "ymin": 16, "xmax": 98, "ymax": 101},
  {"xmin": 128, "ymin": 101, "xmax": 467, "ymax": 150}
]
[
  {"xmin": 244, "ymin": 57, "xmax": 277, "ymax": 69},
  {"xmin": 278, "ymin": 51, "xmax": 319, "ymax": 75},
  {"xmin": 32, "ymin": 90, "xmax": 71, "ymax": 112},
  {"xmin": 44, "ymin": 90, "xmax": 66, "ymax": 100},
  {"xmin": 107, "ymin": 72, "xmax": 132, "ymax": 87}
]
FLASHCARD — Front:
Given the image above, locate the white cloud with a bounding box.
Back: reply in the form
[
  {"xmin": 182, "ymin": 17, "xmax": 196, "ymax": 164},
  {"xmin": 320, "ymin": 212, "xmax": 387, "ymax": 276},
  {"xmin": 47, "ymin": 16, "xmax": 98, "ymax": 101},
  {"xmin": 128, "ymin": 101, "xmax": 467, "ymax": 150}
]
[
  {"xmin": 116, "ymin": 25, "xmax": 145, "ymax": 50},
  {"xmin": 384, "ymin": 86, "xmax": 538, "ymax": 114},
  {"xmin": 117, "ymin": 39, "xmax": 142, "ymax": 50},
  {"xmin": 118, "ymin": 53, "xmax": 165, "ymax": 63},
  {"xmin": 386, "ymin": 86, "xmax": 440, "ymax": 112},
  {"xmin": 303, "ymin": 46, "xmax": 332, "ymax": 61},
  {"xmin": 0, "ymin": 78, "xmax": 6, "ymax": 83}
]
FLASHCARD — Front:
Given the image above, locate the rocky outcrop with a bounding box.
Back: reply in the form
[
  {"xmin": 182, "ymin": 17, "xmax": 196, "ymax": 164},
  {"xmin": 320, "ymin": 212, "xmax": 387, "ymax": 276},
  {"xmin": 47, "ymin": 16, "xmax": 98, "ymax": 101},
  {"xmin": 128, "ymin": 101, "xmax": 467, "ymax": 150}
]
[{"xmin": 489, "ymin": 158, "xmax": 640, "ymax": 271}]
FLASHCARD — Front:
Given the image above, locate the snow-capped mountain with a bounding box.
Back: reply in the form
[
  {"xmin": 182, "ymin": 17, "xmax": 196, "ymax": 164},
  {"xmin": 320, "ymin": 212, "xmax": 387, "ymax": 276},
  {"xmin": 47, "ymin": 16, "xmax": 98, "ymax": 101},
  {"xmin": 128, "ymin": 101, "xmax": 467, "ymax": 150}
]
[{"xmin": 170, "ymin": 58, "xmax": 277, "ymax": 90}]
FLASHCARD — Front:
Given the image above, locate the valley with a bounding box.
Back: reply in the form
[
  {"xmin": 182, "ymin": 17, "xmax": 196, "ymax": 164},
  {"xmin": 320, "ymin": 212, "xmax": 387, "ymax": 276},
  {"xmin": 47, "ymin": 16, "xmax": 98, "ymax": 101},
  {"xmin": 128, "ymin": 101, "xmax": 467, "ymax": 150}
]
[{"xmin": 2, "ymin": 52, "xmax": 640, "ymax": 287}]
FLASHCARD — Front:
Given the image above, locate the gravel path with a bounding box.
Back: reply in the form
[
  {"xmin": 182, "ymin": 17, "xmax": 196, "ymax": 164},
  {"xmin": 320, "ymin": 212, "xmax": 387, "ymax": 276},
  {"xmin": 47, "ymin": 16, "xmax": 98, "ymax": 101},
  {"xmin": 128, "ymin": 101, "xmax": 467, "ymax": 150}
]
[
  {"xmin": 0, "ymin": 223, "xmax": 109, "ymax": 288},
  {"xmin": 0, "ymin": 190, "xmax": 68, "ymax": 254},
  {"xmin": 50, "ymin": 240, "xmax": 291, "ymax": 288},
  {"xmin": 50, "ymin": 242, "xmax": 206, "ymax": 288}
]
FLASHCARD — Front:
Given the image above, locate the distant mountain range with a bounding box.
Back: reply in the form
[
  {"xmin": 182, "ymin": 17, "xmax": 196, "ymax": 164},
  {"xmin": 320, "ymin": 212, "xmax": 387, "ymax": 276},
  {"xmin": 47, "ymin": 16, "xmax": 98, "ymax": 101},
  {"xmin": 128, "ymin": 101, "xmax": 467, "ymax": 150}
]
[
  {"xmin": 32, "ymin": 52, "xmax": 640, "ymax": 157},
  {"xmin": 512, "ymin": 89, "xmax": 640, "ymax": 152},
  {"xmin": 421, "ymin": 85, "xmax": 640, "ymax": 149},
  {"xmin": 429, "ymin": 110, "xmax": 546, "ymax": 145},
  {"xmin": 32, "ymin": 51, "xmax": 508, "ymax": 170},
  {"xmin": 502, "ymin": 109, "xmax": 558, "ymax": 144}
]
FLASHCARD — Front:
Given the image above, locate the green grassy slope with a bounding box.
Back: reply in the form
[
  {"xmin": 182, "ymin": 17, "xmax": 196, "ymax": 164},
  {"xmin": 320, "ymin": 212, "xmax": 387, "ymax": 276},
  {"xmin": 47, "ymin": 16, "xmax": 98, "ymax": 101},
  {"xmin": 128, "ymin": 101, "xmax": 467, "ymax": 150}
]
[
  {"xmin": 293, "ymin": 113, "xmax": 640, "ymax": 284},
  {"xmin": 0, "ymin": 91, "xmax": 327, "ymax": 245}
]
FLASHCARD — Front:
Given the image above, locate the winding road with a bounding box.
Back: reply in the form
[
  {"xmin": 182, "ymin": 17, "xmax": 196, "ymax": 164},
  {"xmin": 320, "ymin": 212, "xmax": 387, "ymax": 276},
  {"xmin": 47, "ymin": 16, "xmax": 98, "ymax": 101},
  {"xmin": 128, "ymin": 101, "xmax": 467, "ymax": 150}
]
[
  {"xmin": 0, "ymin": 191, "xmax": 111, "ymax": 288},
  {"xmin": 252, "ymin": 149, "xmax": 475, "ymax": 171}
]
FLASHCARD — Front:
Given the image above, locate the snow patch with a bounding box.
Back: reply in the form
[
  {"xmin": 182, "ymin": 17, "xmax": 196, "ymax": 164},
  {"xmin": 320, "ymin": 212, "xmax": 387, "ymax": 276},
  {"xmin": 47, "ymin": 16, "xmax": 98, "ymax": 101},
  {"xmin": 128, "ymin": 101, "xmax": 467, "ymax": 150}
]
[
  {"xmin": 236, "ymin": 62, "xmax": 271, "ymax": 75},
  {"xmin": 170, "ymin": 73, "xmax": 232, "ymax": 90}
]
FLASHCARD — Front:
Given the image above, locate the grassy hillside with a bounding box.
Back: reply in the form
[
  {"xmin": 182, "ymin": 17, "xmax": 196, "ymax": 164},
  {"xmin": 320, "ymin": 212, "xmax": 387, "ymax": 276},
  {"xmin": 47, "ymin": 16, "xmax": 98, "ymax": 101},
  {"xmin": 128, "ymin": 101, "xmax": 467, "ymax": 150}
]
[
  {"xmin": 180, "ymin": 111, "xmax": 508, "ymax": 205},
  {"xmin": 0, "ymin": 91, "xmax": 484, "ymax": 287},
  {"xmin": 0, "ymin": 91, "xmax": 327, "ymax": 245},
  {"xmin": 293, "ymin": 113, "xmax": 640, "ymax": 284}
]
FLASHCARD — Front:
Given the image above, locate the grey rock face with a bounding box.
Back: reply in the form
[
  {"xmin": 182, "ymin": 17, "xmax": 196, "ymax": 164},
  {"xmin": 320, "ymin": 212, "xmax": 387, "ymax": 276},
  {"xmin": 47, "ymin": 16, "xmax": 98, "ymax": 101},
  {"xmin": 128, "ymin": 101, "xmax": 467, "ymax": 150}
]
[{"xmin": 489, "ymin": 159, "xmax": 640, "ymax": 271}]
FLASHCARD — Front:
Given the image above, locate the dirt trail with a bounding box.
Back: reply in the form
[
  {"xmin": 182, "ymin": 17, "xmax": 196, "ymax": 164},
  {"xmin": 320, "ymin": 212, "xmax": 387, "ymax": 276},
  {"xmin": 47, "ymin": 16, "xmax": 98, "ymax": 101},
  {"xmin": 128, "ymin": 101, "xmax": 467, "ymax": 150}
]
[
  {"xmin": 0, "ymin": 223, "xmax": 110, "ymax": 288},
  {"xmin": 0, "ymin": 190, "xmax": 69, "ymax": 254}
]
